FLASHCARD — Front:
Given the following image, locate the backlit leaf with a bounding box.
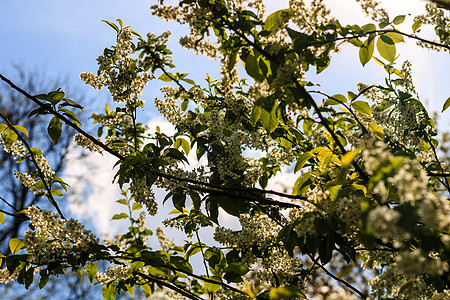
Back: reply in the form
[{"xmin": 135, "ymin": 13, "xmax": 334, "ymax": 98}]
[
  {"xmin": 359, "ymin": 38, "xmax": 375, "ymax": 66},
  {"xmin": 393, "ymin": 15, "xmax": 405, "ymax": 25},
  {"xmin": 377, "ymin": 35, "xmax": 396, "ymax": 63},
  {"xmin": 442, "ymin": 97, "xmax": 450, "ymax": 112},
  {"xmin": 9, "ymin": 238, "xmax": 25, "ymax": 254},
  {"xmin": 351, "ymin": 100, "xmax": 372, "ymax": 115},
  {"xmin": 368, "ymin": 122, "xmax": 384, "ymax": 140}
]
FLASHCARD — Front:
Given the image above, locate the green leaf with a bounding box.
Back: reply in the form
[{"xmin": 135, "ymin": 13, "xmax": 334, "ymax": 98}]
[
  {"xmin": 39, "ymin": 270, "xmax": 49, "ymax": 289},
  {"xmin": 86, "ymin": 262, "xmax": 97, "ymax": 283},
  {"xmin": 102, "ymin": 282, "xmax": 116, "ymax": 300},
  {"xmin": 13, "ymin": 125, "xmax": 28, "ymax": 137},
  {"xmin": 251, "ymin": 105, "xmax": 261, "ymax": 125},
  {"xmin": 50, "ymin": 189, "xmax": 63, "ymax": 197},
  {"xmin": 0, "ymin": 123, "xmax": 7, "ymax": 133},
  {"xmin": 269, "ymin": 286, "xmax": 306, "ymax": 299},
  {"xmin": 260, "ymin": 104, "xmax": 279, "ymax": 133},
  {"xmin": 359, "ymin": 37, "xmax": 374, "ymax": 66},
  {"xmin": 158, "ymin": 73, "xmax": 173, "ymax": 82},
  {"xmin": 351, "ymin": 101, "xmax": 372, "ymax": 115},
  {"xmin": 130, "ymin": 261, "xmax": 145, "ymax": 272},
  {"xmin": 223, "ymin": 262, "xmax": 249, "ymax": 276},
  {"xmin": 384, "ymin": 31, "xmax": 404, "ymax": 43},
  {"xmin": 170, "ymin": 256, "xmax": 193, "ymax": 274},
  {"xmin": 377, "ymin": 35, "xmax": 396, "ymax": 63},
  {"xmin": 47, "ymin": 116, "xmax": 63, "ymax": 144},
  {"xmin": 141, "ymin": 284, "xmax": 153, "ymax": 295},
  {"xmin": 116, "ymin": 199, "xmax": 128, "ymax": 205},
  {"xmin": 174, "ymin": 138, "xmax": 190, "ymax": 155},
  {"xmin": 112, "ymin": 213, "xmax": 128, "ymax": 220},
  {"xmin": 412, "ymin": 20, "xmax": 423, "ymax": 32},
  {"xmin": 263, "ymin": 9, "xmax": 290, "ymax": 34},
  {"xmin": 393, "ymin": 15, "xmax": 405, "ymax": 25},
  {"xmin": 368, "ymin": 122, "xmax": 384, "ymax": 140},
  {"xmin": 132, "ymin": 202, "xmax": 143, "ymax": 210},
  {"xmin": 102, "ymin": 20, "xmax": 120, "ymax": 33},
  {"xmin": 325, "ymin": 94, "xmax": 347, "ymax": 105},
  {"xmin": 294, "ymin": 152, "xmax": 313, "ymax": 172},
  {"xmin": 244, "ymin": 51, "xmax": 264, "ymax": 82},
  {"xmin": 0, "ymin": 211, "xmax": 4, "ymax": 225},
  {"xmin": 172, "ymin": 190, "xmax": 187, "ymax": 211},
  {"xmin": 341, "ymin": 148, "xmax": 361, "ymax": 167},
  {"xmin": 9, "ymin": 238, "xmax": 25, "ymax": 254},
  {"xmin": 442, "ymin": 97, "xmax": 450, "ymax": 112},
  {"xmin": 204, "ymin": 281, "xmax": 221, "ymax": 293}
]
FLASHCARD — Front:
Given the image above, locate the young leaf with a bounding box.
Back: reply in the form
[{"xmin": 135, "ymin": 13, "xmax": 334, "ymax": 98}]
[
  {"xmin": 102, "ymin": 282, "xmax": 116, "ymax": 300},
  {"xmin": 412, "ymin": 20, "xmax": 423, "ymax": 32},
  {"xmin": 86, "ymin": 262, "xmax": 97, "ymax": 283},
  {"xmin": 377, "ymin": 35, "xmax": 396, "ymax": 63},
  {"xmin": 359, "ymin": 38, "xmax": 375, "ymax": 66},
  {"xmin": 13, "ymin": 125, "xmax": 29, "ymax": 136},
  {"xmin": 351, "ymin": 100, "xmax": 372, "ymax": 115},
  {"xmin": 47, "ymin": 116, "xmax": 63, "ymax": 144},
  {"xmin": 368, "ymin": 122, "xmax": 384, "ymax": 140},
  {"xmin": 442, "ymin": 97, "xmax": 450, "ymax": 112},
  {"xmin": 325, "ymin": 94, "xmax": 347, "ymax": 105},
  {"xmin": 393, "ymin": 15, "xmax": 405, "ymax": 25},
  {"xmin": 112, "ymin": 213, "xmax": 128, "ymax": 220},
  {"xmin": 9, "ymin": 238, "xmax": 25, "ymax": 254}
]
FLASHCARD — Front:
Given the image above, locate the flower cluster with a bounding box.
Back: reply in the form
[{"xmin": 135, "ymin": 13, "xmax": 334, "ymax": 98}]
[
  {"xmin": 74, "ymin": 134, "xmax": 103, "ymax": 153},
  {"xmin": 80, "ymin": 28, "xmax": 153, "ymax": 106},
  {"xmin": 130, "ymin": 177, "xmax": 158, "ymax": 215},
  {"xmin": 23, "ymin": 206, "xmax": 99, "ymax": 267},
  {"xmin": 0, "ymin": 138, "xmax": 26, "ymax": 160}
]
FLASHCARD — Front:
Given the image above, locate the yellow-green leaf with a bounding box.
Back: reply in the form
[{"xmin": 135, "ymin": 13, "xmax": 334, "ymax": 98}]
[
  {"xmin": 442, "ymin": 97, "xmax": 450, "ymax": 112},
  {"xmin": 351, "ymin": 101, "xmax": 372, "ymax": 116},
  {"xmin": 326, "ymin": 94, "xmax": 347, "ymax": 105},
  {"xmin": 368, "ymin": 122, "xmax": 384, "ymax": 140},
  {"xmin": 0, "ymin": 211, "xmax": 4, "ymax": 225},
  {"xmin": 393, "ymin": 15, "xmax": 405, "ymax": 25},
  {"xmin": 112, "ymin": 213, "xmax": 128, "ymax": 220},
  {"xmin": 86, "ymin": 262, "xmax": 97, "ymax": 283},
  {"xmin": 377, "ymin": 35, "xmax": 396, "ymax": 63},
  {"xmin": 132, "ymin": 202, "xmax": 143, "ymax": 210},
  {"xmin": 102, "ymin": 282, "xmax": 116, "ymax": 300},
  {"xmin": 384, "ymin": 31, "xmax": 404, "ymax": 43},
  {"xmin": 412, "ymin": 20, "xmax": 423, "ymax": 32},
  {"xmin": 294, "ymin": 152, "xmax": 313, "ymax": 172},
  {"xmin": 174, "ymin": 138, "xmax": 191, "ymax": 155},
  {"xmin": 13, "ymin": 125, "xmax": 29, "ymax": 136},
  {"xmin": 9, "ymin": 238, "xmax": 25, "ymax": 254},
  {"xmin": 359, "ymin": 37, "xmax": 375, "ymax": 66},
  {"xmin": 116, "ymin": 199, "xmax": 128, "ymax": 205},
  {"xmin": 341, "ymin": 148, "xmax": 361, "ymax": 167},
  {"xmin": 269, "ymin": 286, "xmax": 306, "ymax": 299}
]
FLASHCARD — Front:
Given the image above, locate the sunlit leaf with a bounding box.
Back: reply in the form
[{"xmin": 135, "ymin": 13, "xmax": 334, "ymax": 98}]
[
  {"xmin": 442, "ymin": 97, "xmax": 450, "ymax": 112},
  {"xmin": 9, "ymin": 238, "xmax": 25, "ymax": 254},
  {"xmin": 351, "ymin": 100, "xmax": 372, "ymax": 115},
  {"xmin": 377, "ymin": 35, "xmax": 396, "ymax": 63},
  {"xmin": 86, "ymin": 262, "xmax": 97, "ymax": 283},
  {"xmin": 393, "ymin": 15, "xmax": 405, "ymax": 25}
]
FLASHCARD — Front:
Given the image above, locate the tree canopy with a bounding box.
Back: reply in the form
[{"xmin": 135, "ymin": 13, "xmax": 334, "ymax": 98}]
[{"xmin": 0, "ymin": 0, "xmax": 449, "ymax": 299}]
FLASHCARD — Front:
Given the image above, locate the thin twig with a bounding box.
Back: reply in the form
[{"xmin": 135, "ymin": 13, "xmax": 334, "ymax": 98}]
[
  {"xmin": 137, "ymin": 272, "xmax": 202, "ymax": 300},
  {"xmin": 308, "ymin": 255, "xmax": 367, "ymax": 299}
]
